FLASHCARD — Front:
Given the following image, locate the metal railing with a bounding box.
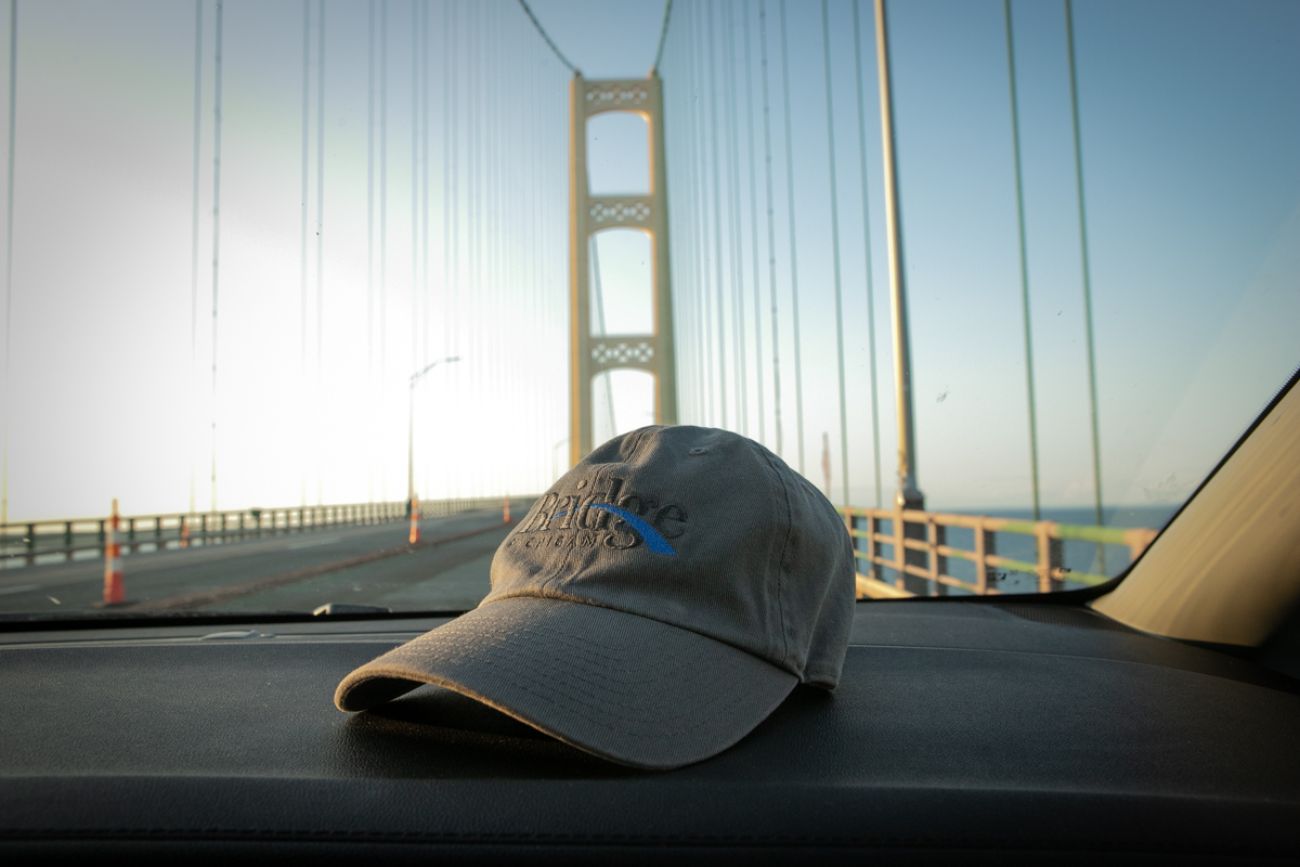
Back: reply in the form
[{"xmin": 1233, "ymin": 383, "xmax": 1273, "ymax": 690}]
[
  {"xmin": 0, "ymin": 496, "xmax": 514, "ymax": 569},
  {"xmin": 841, "ymin": 506, "xmax": 1159, "ymax": 598}
]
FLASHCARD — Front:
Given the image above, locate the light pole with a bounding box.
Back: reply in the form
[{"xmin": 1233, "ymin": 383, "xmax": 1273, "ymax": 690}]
[
  {"xmin": 551, "ymin": 437, "xmax": 569, "ymax": 482},
  {"xmin": 408, "ymin": 355, "xmax": 460, "ymax": 512}
]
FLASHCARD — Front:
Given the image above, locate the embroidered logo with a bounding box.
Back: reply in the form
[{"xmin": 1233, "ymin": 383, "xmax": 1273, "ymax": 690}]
[{"xmin": 510, "ymin": 474, "xmax": 686, "ymax": 556}]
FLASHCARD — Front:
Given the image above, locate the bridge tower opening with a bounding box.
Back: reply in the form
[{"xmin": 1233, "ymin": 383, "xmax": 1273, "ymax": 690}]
[{"xmin": 568, "ymin": 75, "xmax": 677, "ymax": 467}]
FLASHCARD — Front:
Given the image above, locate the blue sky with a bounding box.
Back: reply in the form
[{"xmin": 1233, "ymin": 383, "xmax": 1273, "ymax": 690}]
[{"xmin": 0, "ymin": 0, "xmax": 1296, "ymax": 522}]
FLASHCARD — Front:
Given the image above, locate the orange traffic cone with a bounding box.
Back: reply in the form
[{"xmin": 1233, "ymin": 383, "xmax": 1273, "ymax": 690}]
[
  {"xmin": 408, "ymin": 497, "xmax": 420, "ymax": 545},
  {"xmin": 102, "ymin": 498, "xmax": 125, "ymax": 606},
  {"xmin": 503, "ymin": 495, "xmax": 511, "ymax": 524}
]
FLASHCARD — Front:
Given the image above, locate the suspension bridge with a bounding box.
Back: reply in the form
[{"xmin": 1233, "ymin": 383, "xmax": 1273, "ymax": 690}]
[{"xmin": 0, "ymin": 0, "xmax": 1186, "ymax": 613}]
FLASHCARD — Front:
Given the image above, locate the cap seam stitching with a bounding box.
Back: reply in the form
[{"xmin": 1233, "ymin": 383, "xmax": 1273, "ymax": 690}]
[{"xmin": 755, "ymin": 446, "xmax": 794, "ymax": 668}]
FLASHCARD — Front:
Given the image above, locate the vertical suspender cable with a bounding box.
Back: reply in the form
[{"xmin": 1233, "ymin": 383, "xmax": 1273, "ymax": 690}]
[
  {"xmin": 315, "ymin": 0, "xmax": 325, "ymax": 505},
  {"xmin": 209, "ymin": 0, "xmax": 223, "ymax": 513},
  {"xmin": 675, "ymin": 25, "xmax": 692, "ymax": 423},
  {"xmin": 472, "ymin": 0, "xmax": 483, "ymax": 496},
  {"xmin": 449, "ymin": 0, "xmax": 460, "ymax": 496},
  {"xmin": 723, "ymin": 3, "xmax": 747, "ymax": 435},
  {"xmin": 1064, "ymin": 0, "xmax": 1106, "ymax": 553},
  {"xmin": 778, "ymin": 0, "xmax": 805, "ymax": 473},
  {"xmin": 488, "ymin": 0, "xmax": 502, "ymax": 489},
  {"xmin": 689, "ymin": 1, "xmax": 710, "ymax": 425},
  {"xmin": 1, "ymin": 0, "xmax": 16, "ymax": 525},
  {"xmin": 409, "ymin": 0, "xmax": 418, "ymax": 433},
  {"xmin": 690, "ymin": 2, "xmax": 712, "ymax": 425},
  {"xmin": 758, "ymin": 0, "xmax": 783, "ymax": 458},
  {"xmin": 187, "ymin": 0, "xmax": 203, "ymax": 518},
  {"xmin": 486, "ymin": 1, "xmax": 496, "ymax": 490},
  {"xmin": 420, "ymin": 0, "xmax": 429, "ymax": 371},
  {"xmin": 441, "ymin": 0, "xmax": 453, "ymax": 498},
  {"xmin": 298, "ymin": 0, "xmax": 310, "ymax": 507},
  {"xmin": 705, "ymin": 3, "xmax": 728, "ymax": 428},
  {"xmin": 851, "ymin": 0, "xmax": 883, "ymax": 508},
  {"xmin": 441, "ymin": 0, "xmax": 450, "ymax": 361},
  {"xmin": 407, "ymin": 0, "xmax": 419, "ymax": 498},
  {"xmin": 1004, "ymin": 0, "xmax": 1041, "ymax": 520},
  {"xmin": 820, "ymin": 0, "xmax": 850, "ymax": 506},
  {"xmin": 742, "ymin": 3, "xmax": 765, "ymax": 445},
  {"xmin": 366, "ymin": 0, "xmax": 375, "ymax": 503},
  {"xmin": 678, "ymin": 34, "xmax": 702, "ymax": 427},
  {"xmin": 379, "ymin": 0, "xmax": 388, "ymax": 499},
  {"xmin": 589, "ymin": 236, "xmax": 617, "ymax": 436}
]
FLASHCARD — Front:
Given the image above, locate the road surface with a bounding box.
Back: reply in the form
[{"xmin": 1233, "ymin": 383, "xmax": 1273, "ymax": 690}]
[{"xmin": 0, "ymin": 509, "xmax": 513, "ymax": 616}]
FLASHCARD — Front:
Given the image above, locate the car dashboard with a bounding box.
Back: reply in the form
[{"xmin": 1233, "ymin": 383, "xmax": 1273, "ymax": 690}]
[{"xmin": 1, "ymin": 599, "xmax": 1297, "ymax": 864}]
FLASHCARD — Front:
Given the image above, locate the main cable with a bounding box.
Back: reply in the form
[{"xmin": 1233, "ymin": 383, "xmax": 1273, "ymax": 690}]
[
  {"xmin": 651, "ymin": 0, "xmax": 673, "ymax": 74},
  {"xmin": 516, "ymin": 0, "xmax": 579, "ymax": 75}
]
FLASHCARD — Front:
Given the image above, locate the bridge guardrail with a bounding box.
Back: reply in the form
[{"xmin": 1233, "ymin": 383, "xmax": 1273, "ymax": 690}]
[
  {"xmin": 0, "ymin": 497, "xmax": 516, "ymax": 569},
  {"xmin": 841, "ymin": 506, "xmax": 1159, "ymax": 598}
]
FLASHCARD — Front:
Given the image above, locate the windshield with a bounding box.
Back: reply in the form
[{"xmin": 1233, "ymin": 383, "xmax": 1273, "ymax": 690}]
[{"xmin": 0, "ymin": 0, "xmax": 1297, "ymax": 618}]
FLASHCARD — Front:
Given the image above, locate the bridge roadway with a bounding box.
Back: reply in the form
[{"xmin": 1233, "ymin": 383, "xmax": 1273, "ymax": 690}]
[{"xmin": 0, "ymin": 509, "xmax": 517, "ymax": 617}]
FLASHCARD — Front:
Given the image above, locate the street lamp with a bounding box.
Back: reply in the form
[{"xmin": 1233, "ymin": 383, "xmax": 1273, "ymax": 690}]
[{"xmin": 408, "ymin": 355, "xmax": 461, "ymax": 512}]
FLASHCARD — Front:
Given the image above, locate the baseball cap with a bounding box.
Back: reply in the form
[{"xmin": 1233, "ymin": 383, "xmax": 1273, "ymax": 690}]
[{"xmin": 334, "ymin": 425, "xmax": 855, "ymax": 769}]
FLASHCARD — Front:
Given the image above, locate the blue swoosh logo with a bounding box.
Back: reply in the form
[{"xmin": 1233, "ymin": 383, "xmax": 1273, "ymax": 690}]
[
  {"xmin": 587, "ymin": 503, "xmax": 676, "ymax": 555},
  {"xmin": 548, "ymin": 504, "xmax": 676, "ymax": 555}
]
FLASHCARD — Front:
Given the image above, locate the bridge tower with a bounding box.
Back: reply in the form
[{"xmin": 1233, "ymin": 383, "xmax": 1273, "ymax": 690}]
[{"xmin": 568, "ymin": 75, "xmax": 677, "ymax": 467}]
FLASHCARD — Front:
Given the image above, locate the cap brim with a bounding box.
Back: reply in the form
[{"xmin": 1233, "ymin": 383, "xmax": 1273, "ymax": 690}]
[{"xmin": 334, "ymin": 596, "xmax": 797, "ymax": 770}]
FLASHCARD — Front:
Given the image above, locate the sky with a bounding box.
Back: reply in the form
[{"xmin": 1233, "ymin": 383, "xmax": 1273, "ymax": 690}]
[{"xmin": 0, "ymin": 0, "xmax": 1297, "ymax": 522}]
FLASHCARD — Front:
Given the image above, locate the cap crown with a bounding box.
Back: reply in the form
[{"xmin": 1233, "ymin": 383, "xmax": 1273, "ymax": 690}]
[{"xmin": 487, "ymin": 426, "xmax": 855, "ymax": 686}]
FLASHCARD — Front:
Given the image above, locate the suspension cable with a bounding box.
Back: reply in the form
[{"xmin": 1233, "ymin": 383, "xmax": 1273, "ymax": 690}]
[
  {"xmin": 1064, "ymin": 0, "xmax": 1105, "ymax": 540},
  {"xmin": 516, "ymin": 0, "xmax": 579, "ymax": 75},
  {"xmin": 365, "ymin": 0, "xmax": 376, "ymax": 503},
  {"xmin": 688, "ymin": 2, "xmax": 712, "ymax": 424},
  {"xmin": 187, "ymin": 0, "xmax": 203, "ymax": 517},
  {"xmin": 821, "ymin": 0, "xmax": 850, "ymax": 506},
  {"xmin": 851, "ymin": 0, "xmax": 883, "ymax": 508},
  {"xmin": 209, "ymin": 0, "xmax": 224, "ymax": 512},
  {"xmin": 1, "ymin": 0, "xmax": 17, "ymax": 524},
  {"xmin": 742, "ymin": 1, "xmax": 765, "ymax": 445},
  {"xmin": 379, "ymin": 0, "xmax": 389, "ymax": 499},
  {"xmin": 651, "ymin": 0, "xmax": 673, "ymax": 74},
  {"xmin": 706, "ymin": 3, "xmax": 728, "ymax": 428},
  {"xmin": 298, "ymin": 0, "xmax": 310, "ymax": 507},
  {"xmin": 315, "ymin": 0, "xmax": 325, "ymax": 505},
  {"xmin": 758, "ymin": 0, "xmax": 783, "ymax": 457},
  {"xmin": 778, "ymin": 0, "xmax": 805, "ymax": 473},
  {"xmin": 1004, "ymin": 0, "xmax": 1041, "ymax": 520},
  {"xmin": 589, "ymin": 235, "xmax": 617, "ymax": 437},
  {"xmin": 723, "ymin": 2, "xmax": 747, "ymax": 434}
]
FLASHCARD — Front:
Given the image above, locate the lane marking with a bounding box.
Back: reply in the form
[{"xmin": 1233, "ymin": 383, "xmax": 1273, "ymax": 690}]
[
  {"xmin": 286, "ymin": 536, "xmax": 342, "ymax": 551},
  {"xmin": 0, "ymin": 583, "xmax": 39, "ymax": 596},
  {"xmin": 131, "ymin": 521, "xmax": 511, "ymax": 612}
]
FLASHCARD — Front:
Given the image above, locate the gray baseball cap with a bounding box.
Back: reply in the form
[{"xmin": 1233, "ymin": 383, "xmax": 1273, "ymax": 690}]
[{"xmin": 335, "ymin": 425, "xmax": 855, "ymax": 769}]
